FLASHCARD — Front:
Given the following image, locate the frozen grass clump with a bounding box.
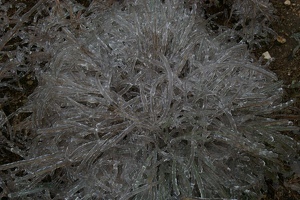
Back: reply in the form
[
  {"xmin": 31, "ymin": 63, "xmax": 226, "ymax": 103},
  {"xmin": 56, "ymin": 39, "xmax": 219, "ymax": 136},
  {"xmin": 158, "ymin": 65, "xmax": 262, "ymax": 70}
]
[
  {"xmin": 0, "ymin": 0, "xmax": 299, "ymax": 199},
  {"xmin": 230, "ymin": 0, "xmax": 276, "ymax": 47},
  {"xmin": 0, "ymin": 0, "xmax": 56, "ymax": 120},
  {"xmin": 201, "ymin": 0, "xmax": 277, "ymax": 47}
]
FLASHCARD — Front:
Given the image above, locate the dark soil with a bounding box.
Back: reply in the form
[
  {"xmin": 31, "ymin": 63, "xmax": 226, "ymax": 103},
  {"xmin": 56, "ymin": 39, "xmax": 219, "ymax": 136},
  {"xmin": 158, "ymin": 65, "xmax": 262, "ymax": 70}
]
[
  {"xmin": 268, "ymin": 0, "xmax": 300, "ymax": 87},
  {"xmin": 258, "ymin": 1, "xmax": 300, "ymax": 199}
]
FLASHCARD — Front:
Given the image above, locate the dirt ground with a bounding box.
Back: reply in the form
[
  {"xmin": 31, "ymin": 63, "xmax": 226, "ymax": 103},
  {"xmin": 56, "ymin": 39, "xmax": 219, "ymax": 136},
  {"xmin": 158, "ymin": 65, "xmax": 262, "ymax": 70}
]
[
  {"xmin": 267, "ymin": 0, "xmax": 300, "ymax": 88},
  {"xmin": 0, "ymin": 0, "xmax": 300, "ymax": 199},
  {"xmin": 257, "ymin": 1, "xmax": 300, "ymax": 199},
  {"xmin": 259, "ymin": 0, "xmax": 300, "ymax": 127}
]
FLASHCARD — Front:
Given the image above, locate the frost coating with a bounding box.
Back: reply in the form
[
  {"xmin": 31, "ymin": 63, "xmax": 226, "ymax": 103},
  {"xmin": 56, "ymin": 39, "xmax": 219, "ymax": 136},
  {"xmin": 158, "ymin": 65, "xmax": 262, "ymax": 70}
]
[{"xmin": 0, "ymin": 0, "xmax": 298, "ymax": 199}]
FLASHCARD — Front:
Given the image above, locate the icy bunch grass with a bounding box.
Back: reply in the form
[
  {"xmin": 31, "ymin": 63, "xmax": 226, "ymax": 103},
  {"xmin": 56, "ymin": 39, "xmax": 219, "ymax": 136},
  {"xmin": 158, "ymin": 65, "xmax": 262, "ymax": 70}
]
[
  {"xmin": 229, "ymin": 0, "xmax": 277, "ymax": 47},
  {"xmin": 0, "ymin": 0, "xmax": 299, "ymax": 199}
]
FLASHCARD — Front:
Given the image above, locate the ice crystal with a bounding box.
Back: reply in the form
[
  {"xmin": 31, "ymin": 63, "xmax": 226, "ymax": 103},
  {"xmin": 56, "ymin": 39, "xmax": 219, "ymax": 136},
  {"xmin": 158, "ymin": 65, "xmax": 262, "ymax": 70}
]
[{"xmin": 0, "ymin": 0, "xmax": 298, "ymax": 199}]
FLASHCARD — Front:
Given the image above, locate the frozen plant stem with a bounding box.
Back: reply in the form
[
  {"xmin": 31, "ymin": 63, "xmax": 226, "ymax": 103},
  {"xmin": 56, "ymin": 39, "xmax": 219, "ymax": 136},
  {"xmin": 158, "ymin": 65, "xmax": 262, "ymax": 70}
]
[{"xmin": 0, "ymin": 0, "xmax": 48, "ymax": 51}]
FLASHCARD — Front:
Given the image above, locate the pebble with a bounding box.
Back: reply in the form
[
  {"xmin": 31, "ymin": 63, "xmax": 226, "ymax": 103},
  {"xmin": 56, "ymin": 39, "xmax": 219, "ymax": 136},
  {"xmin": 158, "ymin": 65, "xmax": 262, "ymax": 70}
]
[
  {"xmin": 284, "ymin": 0, "xmax": 291, "ymax": 6},
  {"xmin": 262, "ymin": 51, "xmax": 272, "ymax": 60},
  {"xmin": 276, "ymin": 36, "xmax": 286, "ymax": 44}
]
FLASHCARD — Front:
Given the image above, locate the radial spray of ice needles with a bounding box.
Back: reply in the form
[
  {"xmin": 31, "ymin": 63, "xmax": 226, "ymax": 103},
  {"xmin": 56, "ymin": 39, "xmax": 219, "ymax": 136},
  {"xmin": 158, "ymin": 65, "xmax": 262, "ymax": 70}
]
[{"xmin": 0, "ymin": 0, "xmax": 299, "ymax": 199}]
